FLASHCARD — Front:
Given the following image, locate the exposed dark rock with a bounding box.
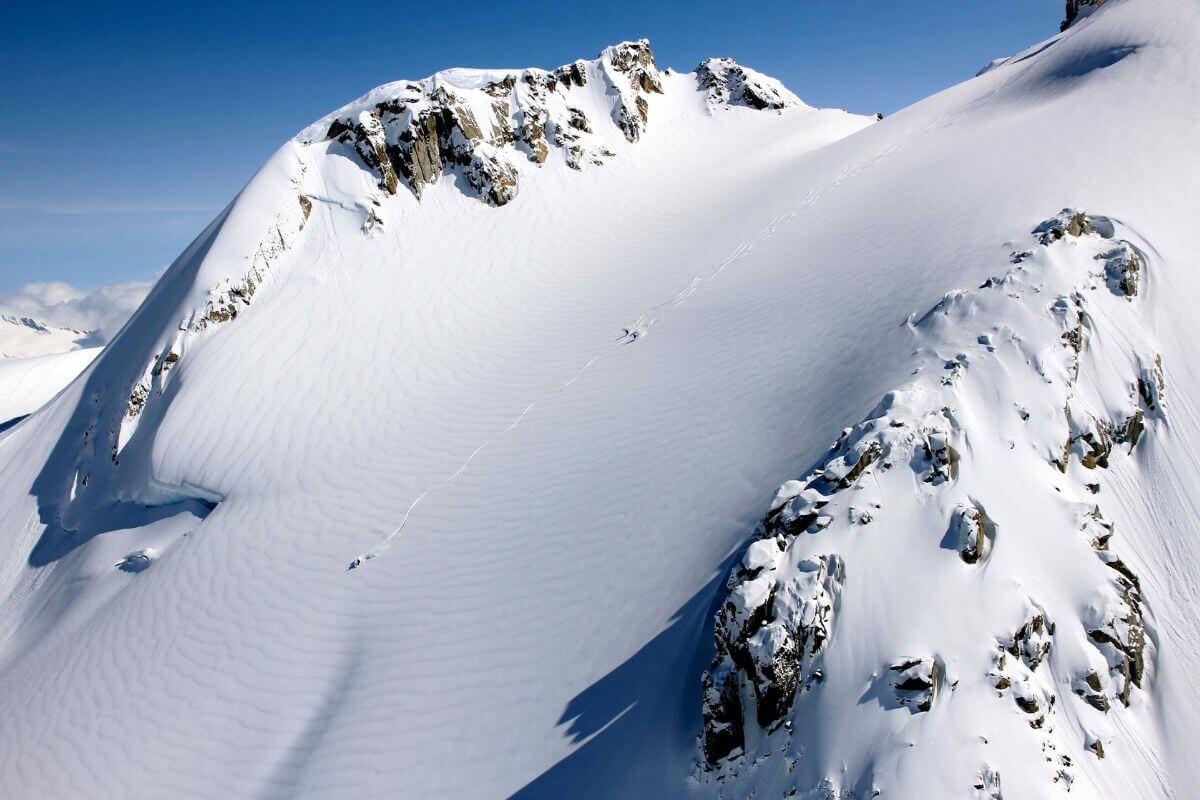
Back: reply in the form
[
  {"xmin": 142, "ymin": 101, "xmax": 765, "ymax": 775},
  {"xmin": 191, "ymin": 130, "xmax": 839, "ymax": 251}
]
[
  {"xmin": 1099, "ymin": 240, "xmax": 1143, "ymax": 298},
  {"xmin": 1087, "ymin": 562, "xmax": 1146, "ymax": 705},
  {"xmin": 1059, "ymin": 406, "xmax": 1144, "ymax": 472},
  {"xmin": 566, "ymin": 107, "xmax": 591, "ymax": 133},
  {"xmin": 703, "ymin": 552, "xmax": 844, "ymax": 764},
  {"xmin": 1113, "ymin": 410, "xmax": 1144, "ymax": 449},
  {"xmin": 953, "ymin": 502, "xmax": 994, "ymax": 565},
  {"xmin": 1062, "ymin": 0, "xmax": 1106, "ymax": 31},
  {"xmin": 604, "ymin": 39, "xmax": 663, "ymax": 94},
  {"xmin": 1073, "ymin": 670, "xmax": 1110, "ymax": 712},
  {"xmin": 988, "ymin": 604, "xmax": 1056, "ymax": 730},
  {"xmin": 598, "ymin": 40, "xmax": 663, "ymax": 143},
  {"xmin": 701, "ymin": 666, "xmax": 744, "ymax": 764},
  {"xmin": 517, "ymin": 106, "xmax": 549, "ymax": 164},
  {"xmin": 1007, "ymin": 605, "xmax": 1053, "ymax": 672},
  {"xmin": 696, "ymin": 58, "xmax": 801, "ymax": 111},
  {"xmin": 125, "ymin": 382, "xmax": 149, "ymax": 418},
  {"xmin": 1034, "ymin": 209, "xmax": 1095, "ymax": 245},
  {"xmin": 1081, "ymin": 505, "xmax": 1114, "ymax": 551},
  {"xmin": 1138, "ymin": 354, "xmax": 1166, "ymax": 412},
  {"xmin": 483, "ymin": 75, "xmax": 515, "ymax": 97},
  {"xmin": 922, "ymin": 430, "xmax": 959, "ymax": 484},
  {"xmin": 889, "ymin": 657, "xmax": 940, "ymax": 712},
  {"xmin": 328, "ymin": 110, "xmax": 401, "ymax": 195},
  {"xmin": 827, "ymin": 441, "xmax": 882, "ymax": 490},
  {"xmin": 552, "ymin": 60, "xmax": 588, "ymax": 88},
  {"xmin": 319, "ymin": 42, "xmax": 809, "ymax": 207},
  {"xmin": 320, "ymin": 42, "xmax": 670, "ymax": 203}
]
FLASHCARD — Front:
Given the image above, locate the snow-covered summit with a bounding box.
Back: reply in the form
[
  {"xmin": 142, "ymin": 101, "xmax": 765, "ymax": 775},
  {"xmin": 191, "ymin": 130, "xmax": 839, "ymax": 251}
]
[
  {"xmin": 696, "ymin": 57, "xmax": 805, "ymax": 112},
  {"xmin": 3, "ymin": 1, "xmax": 1200, "ymax": 798},
  {"xmin": 299, "ymin": 40, "xmax": 809, "ymax": 206}
]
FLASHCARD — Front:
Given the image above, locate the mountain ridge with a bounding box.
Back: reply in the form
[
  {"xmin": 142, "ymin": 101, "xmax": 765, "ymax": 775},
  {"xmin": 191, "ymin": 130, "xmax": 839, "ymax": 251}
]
[{"xmin": 3, "ymin": 0, "xmax": 1200, "ymax": 797}]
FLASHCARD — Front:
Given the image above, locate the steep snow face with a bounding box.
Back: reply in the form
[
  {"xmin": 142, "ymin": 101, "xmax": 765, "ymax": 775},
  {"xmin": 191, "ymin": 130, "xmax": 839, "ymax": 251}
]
[
  {"xmin": 0, "ymin": 348, "xmax": 100, "ymax": 425},
  {"xmin": 3, "ymin": 4, "xmax": 1200, "ymax": 799}
]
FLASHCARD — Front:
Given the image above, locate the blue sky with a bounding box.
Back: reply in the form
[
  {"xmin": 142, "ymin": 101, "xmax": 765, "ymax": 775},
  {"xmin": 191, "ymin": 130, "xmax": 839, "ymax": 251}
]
[{"xmin": 0, "ymin": 1, "xmax": 1061, "ymax": 293}]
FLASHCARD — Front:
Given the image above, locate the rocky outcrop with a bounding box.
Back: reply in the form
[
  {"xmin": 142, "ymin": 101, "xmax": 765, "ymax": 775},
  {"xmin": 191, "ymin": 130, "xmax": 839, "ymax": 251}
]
[
  {"xmin": 1054, "ymin": 406, "xmax": 1145, "ymax": 472},
  {"xmin": 191, "ymin": 189, "xmax": 314, "ymax": 333},
  {"xmin": 1034, "ymin": 208, "xmax": 1094, "ymax": 244},
  {"xmin": 703, "ymin": 551, "xmax": 844, "ymax": 763},
  {"xmin": 696, "ymin": 58, "xmax": 802, "ymax": 112},
  {"xmin": 1138, "ymin": 354, "xmax": 1166, "ymax": 412},
  {"xmin": 988, "ymin": 603, "xmax": 1056, "ymax": 728},
  {"xmin": 890, "ymin": 657, "xmax": 940, "ymax": 712},
  {"xmin": 700, "ymin": 209, "xmax": 1161, "ymax": 792},
  {"xmin": 1087, "ymin": 541, "xmax": 1147, "ymax": 706},
  {"xmin": 314, "ymin": 41, "xmax": 660, "ymax": 205},
  {"xmin": 1062, "ymin": 0, "xmax": 1106, "ymax": 31},
  {"xmin": 1100, "ymin": 240, "xmax": 1143, "ymax": 298},
  {"xmin": 1007, "ymin": 604, "xmax": 1054, "ymax": 673},
  {"xmin": 310, "ymin": 41, "xmax": 793, "ymax": 206},
  {"xmin": 599, "ymin": 40, "xmax": 663, "ymax": 143},
  {"xmin": 952, "ymin": 502, "xmax": 991, "ymax": 563},
  {"xmin": 1073, "ymin": 669, "xmax": 1110, "ymax": 712}
]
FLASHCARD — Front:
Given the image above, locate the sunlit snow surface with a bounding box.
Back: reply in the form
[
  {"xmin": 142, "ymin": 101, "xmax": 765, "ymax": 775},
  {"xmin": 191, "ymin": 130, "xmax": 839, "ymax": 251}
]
[{"xmin": 2, "ymin": 2, "xmax": 1200, "ymax": 798}]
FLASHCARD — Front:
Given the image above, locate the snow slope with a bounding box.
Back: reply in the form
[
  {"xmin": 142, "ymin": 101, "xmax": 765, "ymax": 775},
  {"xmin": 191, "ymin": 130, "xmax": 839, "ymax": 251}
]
[
  {"xmin": 0, "ymin": 315, "xmax": 101, "ymax": 435},
  {"xmin": 0, "ymin": 348, "xmax": 100, "ymax": 426},
  {"xmin": 2, "ymin": 2, "xmax": 1199, "ymax": 798}
]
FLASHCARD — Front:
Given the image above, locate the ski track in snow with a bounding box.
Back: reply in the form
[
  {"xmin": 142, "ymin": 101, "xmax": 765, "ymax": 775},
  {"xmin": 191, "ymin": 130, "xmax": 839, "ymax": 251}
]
[{"xmin": 349, "ymin": 61, "xmax": 1027, "ymax": 571}]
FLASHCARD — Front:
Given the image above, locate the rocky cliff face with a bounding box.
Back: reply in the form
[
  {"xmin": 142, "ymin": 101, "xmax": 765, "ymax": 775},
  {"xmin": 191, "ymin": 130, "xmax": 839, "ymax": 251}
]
[
  {"xmin": 696, "ymin": 58, "xmax": 802, "ymax": 112},
  {"xmin": 303, "ymin": 41, "xmax": 797, "ymax": 207},
  {"xmin": 702, "ymin": 209, "xmax": 1163, "ymax": 796},
  {"xmin": 310, "ymin": 42, "xmax": 662, "ymax": 206}
]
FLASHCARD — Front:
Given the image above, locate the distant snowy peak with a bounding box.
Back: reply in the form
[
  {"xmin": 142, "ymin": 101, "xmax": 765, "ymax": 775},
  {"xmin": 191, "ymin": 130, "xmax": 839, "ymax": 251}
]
[
  {"xmin": 696, "ymin": 58, "xmax": 804, "ymax": 112},
  {"xmin": 0, "ymin": 314, "xmax": 91, "ymax": 358},
  {"xmin": 1063, "ymin": 0, "xmax": 1106, "ymax": 30},
  {"xmin": 303, "ymin": 40, "xmax": 804, "ymax": 207}
]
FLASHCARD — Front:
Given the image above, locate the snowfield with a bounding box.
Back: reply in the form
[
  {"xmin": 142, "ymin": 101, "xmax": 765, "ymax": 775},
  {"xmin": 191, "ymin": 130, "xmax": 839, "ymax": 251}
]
[{"xmin": 2, "ymin": 1, "xmax": 1200, "ymax": 798}]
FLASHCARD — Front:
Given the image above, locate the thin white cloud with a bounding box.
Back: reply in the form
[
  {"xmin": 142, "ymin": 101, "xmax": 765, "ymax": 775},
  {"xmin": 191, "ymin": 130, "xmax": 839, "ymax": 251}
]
[
  {"xmin": 0, "ymin": 278, "xmax": 155, "ymax": 343},
  {"xmin": 0, "ymin": 197, "xmax": 218, "ymax": 215}
]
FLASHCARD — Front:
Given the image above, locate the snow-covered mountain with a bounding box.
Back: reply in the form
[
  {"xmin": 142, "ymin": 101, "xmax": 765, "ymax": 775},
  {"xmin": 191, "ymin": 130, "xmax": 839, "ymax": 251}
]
[
  {"xmin": 0, "ymin": 313, "xmax": 91, "ymax": 358},
  {"xmin": 0, "ymin": 281, "xmax": 152, "ymax": 432},
  {"xmin": 3, "ymin": 1, "xmax": 1199, "ymax": 798}
]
